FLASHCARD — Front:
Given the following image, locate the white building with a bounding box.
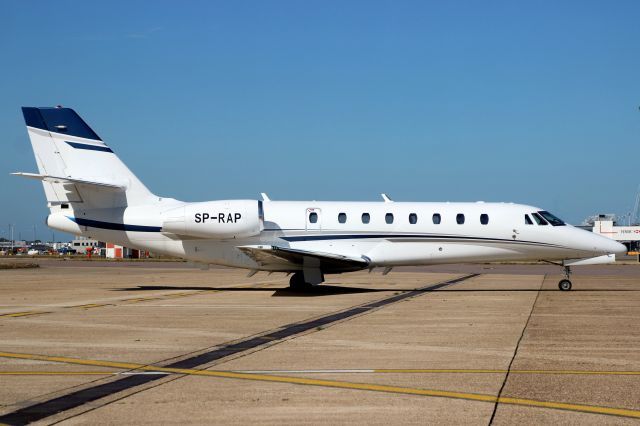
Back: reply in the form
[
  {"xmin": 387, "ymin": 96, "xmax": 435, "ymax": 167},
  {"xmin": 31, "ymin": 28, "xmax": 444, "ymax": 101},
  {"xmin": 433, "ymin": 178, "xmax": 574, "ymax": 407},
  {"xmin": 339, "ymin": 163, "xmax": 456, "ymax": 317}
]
[
  {"xmin": 592, "ymin": 219, "xmax": 640, "ymax": 252},
  {"xmin": 71, "ymin": 236, "xmax": 102, "ymax": 254}
]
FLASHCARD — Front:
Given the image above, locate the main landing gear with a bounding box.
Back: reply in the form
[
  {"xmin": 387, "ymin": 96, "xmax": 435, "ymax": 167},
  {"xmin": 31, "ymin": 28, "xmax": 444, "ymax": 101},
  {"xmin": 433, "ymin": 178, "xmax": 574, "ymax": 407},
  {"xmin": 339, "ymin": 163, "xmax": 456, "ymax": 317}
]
[
  {"xmin": 558, "ymin": 266, "xmax": 572, "ymax": 291},
  {"xmin": 289, "ymin": 272, "xmax": 312, "ymax": 291}
]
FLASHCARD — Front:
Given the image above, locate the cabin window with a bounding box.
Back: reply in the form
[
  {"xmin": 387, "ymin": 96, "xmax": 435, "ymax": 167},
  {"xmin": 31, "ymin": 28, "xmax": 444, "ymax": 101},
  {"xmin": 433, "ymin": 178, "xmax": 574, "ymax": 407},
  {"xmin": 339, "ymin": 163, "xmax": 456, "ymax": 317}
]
[
  {"xmin": 338, "ymin": 213, "xmax": 347, "ymax": 224},
  {"xmin": 480, "ymin": 213, "xmax": 489, "ymax": 225},
  {"xmin": 525, "ymin": 214, "xmax": 533, "ymax": 225},
  {"xmin": 409, "ymin": 213, "xmax": 418, "ymax": 224},
  {"xmin": 362, "ymin": 213, "xmax": 370, "ymax": 224},
  {"xmin": 432, "ymin": 213, "xmax": 441, "ymax": 224},
  {"xmin": 61, "ymin": 203, "xmax": 69, "ymax": 209},
  {"xmin": 309, "ymin": 212, "xmax": 318, "ymax": 223},
  {"xmin": 531, "ymin": 212, "xmax": 548, "ymax": 225},
  {"xmin": 456, "ymin": 213, "xmax": 465, "ymax": 224},
  {"xmin": 385, "ymin": 213, "xmax": 394, "ymax": 224}
]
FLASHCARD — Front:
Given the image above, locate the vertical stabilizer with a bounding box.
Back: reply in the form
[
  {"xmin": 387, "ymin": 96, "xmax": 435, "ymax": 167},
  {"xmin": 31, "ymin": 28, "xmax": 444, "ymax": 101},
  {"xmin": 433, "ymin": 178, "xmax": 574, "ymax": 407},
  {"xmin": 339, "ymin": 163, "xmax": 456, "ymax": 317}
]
[{"xmin": 20, "ymin": 107, "xmax": 155, "ymax": 208}]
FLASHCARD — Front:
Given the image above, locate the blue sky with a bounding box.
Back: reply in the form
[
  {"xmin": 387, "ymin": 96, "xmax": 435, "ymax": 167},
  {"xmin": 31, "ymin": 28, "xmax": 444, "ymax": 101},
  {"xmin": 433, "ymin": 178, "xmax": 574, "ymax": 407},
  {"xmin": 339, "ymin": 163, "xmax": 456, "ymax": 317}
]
[{"xmin": 2, "ymin": 1, "xmax": 639, "ymax": 240}]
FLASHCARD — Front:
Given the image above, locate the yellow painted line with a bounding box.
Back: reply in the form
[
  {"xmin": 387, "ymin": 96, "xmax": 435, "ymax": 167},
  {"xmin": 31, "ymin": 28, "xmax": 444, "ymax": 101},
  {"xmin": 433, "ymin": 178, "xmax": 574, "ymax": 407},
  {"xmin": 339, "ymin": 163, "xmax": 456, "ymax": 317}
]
[
  {"xmin": 0, "ymin": 371, "xmax": 112, "ymax": 376},
  {"xmin": 160, "ymin": 292, "xmax": 202, "ymax": 299},
  {"xmin": 239, "ymin": 368, "xmax": 640, "ymax": 376},
  {"xmin": 0, "ymin": 371, "xmax": 170, "ymax": 376},
  {"xmin": 121, "ymin": 297, "xmax": 162, "ymax": 303},
  {"xmin": 373, "ymin": 369, "xmax": 640, "ymax": 376},
  {"xmin": 0, "ymin": 352, "xmax": 143, "ymax": 370},
  {"xmin": 121, "ymin": 291, "xmax": 216, "ymax": 303},
  {"xmin": 68, "ymin": 303, "xmax": 112, "ymax": 310},
  {"xmin": 158, "ymin": 290, "xmax": 217, "ymax": 299},
  {"xmin": 1, "ymin": 287, "xmax": 245, "ymax": 321},
  {"xmin": 0, "ymin": 311, "xmax": 49, "ymax": 318},
  {"xmin": 0, "ymin": 352, "xmax": 638, "ymax": 419}
]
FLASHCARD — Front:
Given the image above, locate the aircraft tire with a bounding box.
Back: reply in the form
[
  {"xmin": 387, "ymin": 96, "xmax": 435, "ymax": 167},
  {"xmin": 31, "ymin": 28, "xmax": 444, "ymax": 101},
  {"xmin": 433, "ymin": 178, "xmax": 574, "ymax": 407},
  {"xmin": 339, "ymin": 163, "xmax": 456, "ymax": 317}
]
[
  {"xmin": 289, "ymin": 272, "xmax": 311, "ymax": 291},
  {"xmin": 558, "ymin": 279, "xmax": 572, "ymax": 291}
]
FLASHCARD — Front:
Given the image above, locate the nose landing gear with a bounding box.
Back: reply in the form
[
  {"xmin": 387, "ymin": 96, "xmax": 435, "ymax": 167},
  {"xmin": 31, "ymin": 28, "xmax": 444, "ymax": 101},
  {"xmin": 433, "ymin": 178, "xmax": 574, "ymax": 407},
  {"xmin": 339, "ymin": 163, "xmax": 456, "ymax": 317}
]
[{"xmin": 558, "ymin": 266, "xmax": 572, "ymax": 291}]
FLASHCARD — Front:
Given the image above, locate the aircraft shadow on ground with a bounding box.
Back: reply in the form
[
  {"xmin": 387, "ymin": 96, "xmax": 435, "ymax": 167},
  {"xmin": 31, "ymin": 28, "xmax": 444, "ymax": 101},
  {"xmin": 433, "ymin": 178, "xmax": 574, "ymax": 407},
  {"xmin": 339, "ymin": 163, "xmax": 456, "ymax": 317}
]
[
  {"xmin": 112, "ymin": 285, "xmax": 388, "ymax": 297},
  {"xmin": 110, "ymin": 285, "xmax": 636, "ymax": 297}
]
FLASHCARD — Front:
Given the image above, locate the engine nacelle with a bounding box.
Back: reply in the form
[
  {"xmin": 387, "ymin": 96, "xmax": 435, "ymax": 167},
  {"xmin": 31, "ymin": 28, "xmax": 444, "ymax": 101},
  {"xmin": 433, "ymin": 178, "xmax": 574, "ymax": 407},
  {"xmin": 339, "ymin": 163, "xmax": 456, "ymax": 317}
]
[{"xmin": 162, "ymin": 200, "xmax": 263, "ymax": 239}]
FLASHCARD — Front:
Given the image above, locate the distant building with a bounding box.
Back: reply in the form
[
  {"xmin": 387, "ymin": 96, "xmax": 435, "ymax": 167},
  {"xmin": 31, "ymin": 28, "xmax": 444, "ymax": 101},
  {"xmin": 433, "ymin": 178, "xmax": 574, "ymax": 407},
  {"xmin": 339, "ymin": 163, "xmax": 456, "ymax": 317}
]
[
  {"xmin": 49, "ymin": 242, "xmax": 71, "ymax": 251},
  {"xmin": 105, "ymin": 243, "xmax": 124, "ymax": 259},
  {"xmin": 105, "ymin": 243, "xmax": 149, "ymax": 259},
  {"xmin": 72, "ymin": 236, "xmax": 101, "ymax": 249},
  {"xmin": 592, "ymin": 219, "xmax": 640, "ymax": 252},
  {"xmin": 72, "ymin": 236, "xmax": 103, "ymax": 255},
  {"xmin": 0, "ymin": 240, "xmax": 28, "ymax": 254}
]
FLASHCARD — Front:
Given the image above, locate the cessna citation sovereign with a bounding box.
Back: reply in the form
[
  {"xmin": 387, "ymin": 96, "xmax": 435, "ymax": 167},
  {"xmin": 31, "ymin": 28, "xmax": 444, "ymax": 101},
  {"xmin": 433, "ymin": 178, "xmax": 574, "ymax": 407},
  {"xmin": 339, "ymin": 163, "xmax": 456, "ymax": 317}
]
[{"xmin": 14, "ymin": 107, "xmax": 626, "ymax": 291}]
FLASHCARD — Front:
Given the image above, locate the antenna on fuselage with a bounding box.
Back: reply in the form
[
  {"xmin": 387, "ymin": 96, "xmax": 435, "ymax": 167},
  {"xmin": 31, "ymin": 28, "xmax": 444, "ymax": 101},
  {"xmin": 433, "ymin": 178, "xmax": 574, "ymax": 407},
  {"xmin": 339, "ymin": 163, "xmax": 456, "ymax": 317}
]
[
  {"xmin": 381, "ymin": 193, "xmax": 393, "ymax": 202},
  {"xmin": 260, "ymin": 193, "xmax": 271, "ymax": 201}
]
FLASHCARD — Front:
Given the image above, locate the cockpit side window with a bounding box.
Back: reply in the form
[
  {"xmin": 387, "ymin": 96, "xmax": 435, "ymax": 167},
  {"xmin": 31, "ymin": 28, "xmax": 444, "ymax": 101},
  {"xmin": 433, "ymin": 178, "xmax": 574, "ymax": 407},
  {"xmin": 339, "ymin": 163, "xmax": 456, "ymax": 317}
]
[
  {"xmin": 531, "ymin": 212, "xmax": 548, "ymax": 225},
  {"xmin": 538, "ymin": 211, "xmax": 566, "ymax": 226},
  {"xmin": 525, "ymin": 214, "xmax": 533, "ymax": 225}
]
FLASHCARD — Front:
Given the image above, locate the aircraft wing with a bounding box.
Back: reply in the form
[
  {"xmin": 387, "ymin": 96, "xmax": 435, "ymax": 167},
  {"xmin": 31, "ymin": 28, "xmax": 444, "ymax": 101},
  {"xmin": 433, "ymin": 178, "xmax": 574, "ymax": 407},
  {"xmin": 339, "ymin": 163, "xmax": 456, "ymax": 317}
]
[{"xmin": 238, "ymin": 245, "xmax": 370, "ymax": 273}]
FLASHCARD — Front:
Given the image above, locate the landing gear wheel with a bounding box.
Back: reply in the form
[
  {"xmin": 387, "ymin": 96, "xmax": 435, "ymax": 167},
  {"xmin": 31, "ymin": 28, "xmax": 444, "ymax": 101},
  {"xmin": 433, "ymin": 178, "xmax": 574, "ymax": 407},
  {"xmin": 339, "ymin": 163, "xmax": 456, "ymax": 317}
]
[
  {"xmin": 558, "ymin": 279, "xmax": 572, "ymax": 291},
  {"xmin": 289, "ymin": 273, "xmax": 311, "ymax": 291}
]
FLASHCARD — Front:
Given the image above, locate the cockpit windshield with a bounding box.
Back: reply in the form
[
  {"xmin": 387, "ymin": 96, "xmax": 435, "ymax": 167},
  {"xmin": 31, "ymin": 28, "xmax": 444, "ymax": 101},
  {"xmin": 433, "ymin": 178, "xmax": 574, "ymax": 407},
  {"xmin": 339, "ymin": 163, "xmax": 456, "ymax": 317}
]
[
  {"xmin": 537, "ymin": 211, "xmax": 565, "ymax": 226},
  {"xmin": 531, "ymin": 212, "xmax": 548, "ymax": 225}
]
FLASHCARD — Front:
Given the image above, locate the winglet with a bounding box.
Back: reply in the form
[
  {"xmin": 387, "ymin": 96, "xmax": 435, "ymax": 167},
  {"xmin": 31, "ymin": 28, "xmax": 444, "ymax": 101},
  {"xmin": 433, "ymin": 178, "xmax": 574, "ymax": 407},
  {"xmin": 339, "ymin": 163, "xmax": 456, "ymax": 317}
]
[{"xmin": 381, "ymin": 193, "xmax": 393, "ymax": 202}]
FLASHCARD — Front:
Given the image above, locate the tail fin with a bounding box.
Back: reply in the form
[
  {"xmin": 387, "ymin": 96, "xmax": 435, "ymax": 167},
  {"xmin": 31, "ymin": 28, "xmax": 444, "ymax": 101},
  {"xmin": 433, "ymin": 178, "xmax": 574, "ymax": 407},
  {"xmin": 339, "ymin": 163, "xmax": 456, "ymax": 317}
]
[{"xmin": 17, "ymin": 106, "xmax": 155, "ymax": 208}]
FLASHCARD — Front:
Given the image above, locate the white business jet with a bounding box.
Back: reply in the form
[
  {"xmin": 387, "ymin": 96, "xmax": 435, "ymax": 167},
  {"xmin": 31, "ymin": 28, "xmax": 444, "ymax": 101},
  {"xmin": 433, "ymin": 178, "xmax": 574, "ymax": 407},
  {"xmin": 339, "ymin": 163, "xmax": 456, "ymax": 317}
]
[{"xmin": 13, "ymin": 107, "xmax": 626, "ymax": 291}]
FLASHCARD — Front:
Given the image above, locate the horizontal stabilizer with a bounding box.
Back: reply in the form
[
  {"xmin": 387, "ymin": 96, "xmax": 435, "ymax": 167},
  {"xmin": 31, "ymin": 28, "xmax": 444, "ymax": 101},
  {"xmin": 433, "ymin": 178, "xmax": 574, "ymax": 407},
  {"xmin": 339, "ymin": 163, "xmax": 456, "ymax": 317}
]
[
  {"xmin": 238, "ymin": 245, "xmax": 370, "ymax": 273},
  {"xmin": 11, "ymin": 172, "xmax": 126, "ymax": 191}
]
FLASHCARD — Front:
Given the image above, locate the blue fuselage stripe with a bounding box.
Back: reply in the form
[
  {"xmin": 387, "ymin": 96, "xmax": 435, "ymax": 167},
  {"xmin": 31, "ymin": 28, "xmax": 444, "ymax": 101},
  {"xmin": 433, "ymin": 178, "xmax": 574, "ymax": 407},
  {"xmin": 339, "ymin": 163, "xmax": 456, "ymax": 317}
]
[
  {"xmin": 279, "ymin": 233, "xmax": 566, "ymax": 248},
  {"xmin": 66, "ymin": 141, "xmax": 113, "ymax": 153},
  {"xmin": 69, "ymin": 217, "xmax": 161, "ymax": 232}
]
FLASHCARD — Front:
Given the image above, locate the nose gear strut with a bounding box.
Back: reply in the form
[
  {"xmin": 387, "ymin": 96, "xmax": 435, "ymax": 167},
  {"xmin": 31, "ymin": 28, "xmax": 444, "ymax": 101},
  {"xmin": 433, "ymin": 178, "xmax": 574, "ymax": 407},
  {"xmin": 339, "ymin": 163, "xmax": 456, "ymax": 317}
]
[
  {"xmin": 542, "ymin": 261, "xmax": 573, "ymax": 291},
  {"xmin": 558, "ymin": 265, "xmax": 572, "ymax": 291}
]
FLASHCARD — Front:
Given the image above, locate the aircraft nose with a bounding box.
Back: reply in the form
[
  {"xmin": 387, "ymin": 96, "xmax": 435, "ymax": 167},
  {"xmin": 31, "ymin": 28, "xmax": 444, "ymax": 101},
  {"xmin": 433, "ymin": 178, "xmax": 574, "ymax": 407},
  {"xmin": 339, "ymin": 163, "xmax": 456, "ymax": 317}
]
[{"xmin": 595, "ymin": 235, "xmax": 627, "ymax": 255}]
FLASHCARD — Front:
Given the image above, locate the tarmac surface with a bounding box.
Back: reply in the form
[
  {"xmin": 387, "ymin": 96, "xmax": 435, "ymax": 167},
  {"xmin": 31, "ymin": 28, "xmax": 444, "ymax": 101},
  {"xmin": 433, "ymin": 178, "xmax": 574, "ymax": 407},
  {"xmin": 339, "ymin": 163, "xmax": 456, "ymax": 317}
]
[{"xmin": 0, "ymin": 259, "xmax": 639, "ymax": 425}]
